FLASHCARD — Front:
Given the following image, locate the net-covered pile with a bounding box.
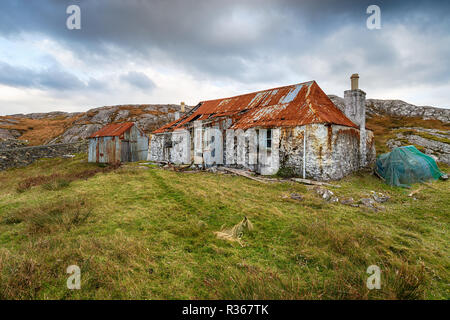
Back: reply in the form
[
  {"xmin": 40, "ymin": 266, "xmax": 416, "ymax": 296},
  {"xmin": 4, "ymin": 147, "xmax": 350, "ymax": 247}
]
[{"xmin": 375, "ymin": 145, "xmax": 444, "ymax": 187}]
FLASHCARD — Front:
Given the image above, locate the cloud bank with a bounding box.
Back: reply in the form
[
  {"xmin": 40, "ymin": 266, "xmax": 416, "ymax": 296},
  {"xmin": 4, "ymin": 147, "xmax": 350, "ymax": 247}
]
[{"xmin": 0, "ymin": 0, "xmax": 449, "ymax": 115}]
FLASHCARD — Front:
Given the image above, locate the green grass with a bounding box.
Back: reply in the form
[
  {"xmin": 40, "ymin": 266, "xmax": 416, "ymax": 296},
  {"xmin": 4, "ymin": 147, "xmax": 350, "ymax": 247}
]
[{"xmin": 0, "ymin": 154, "xmax": 449, "ymax": 299}]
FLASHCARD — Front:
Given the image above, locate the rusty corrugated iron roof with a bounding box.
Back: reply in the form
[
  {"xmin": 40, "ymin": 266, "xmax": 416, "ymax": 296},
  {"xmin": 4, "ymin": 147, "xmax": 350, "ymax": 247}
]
[
  {"xmin": 89, "ymin": 122, "xmax": 135, "ymax": 138},
  {"xmin": 153, "ymin": 81, "xmax": 357, "ymax": 133}
]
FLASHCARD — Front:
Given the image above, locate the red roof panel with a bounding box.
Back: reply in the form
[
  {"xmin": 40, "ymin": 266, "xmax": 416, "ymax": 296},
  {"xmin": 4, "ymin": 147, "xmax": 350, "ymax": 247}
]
[
  {"xmin": 153, "ymin": 81, "xmax": 357, "ymax": 133},
  {"xmin": 89, "ymin": 122, "xmax": 135, "ymax": 138}
]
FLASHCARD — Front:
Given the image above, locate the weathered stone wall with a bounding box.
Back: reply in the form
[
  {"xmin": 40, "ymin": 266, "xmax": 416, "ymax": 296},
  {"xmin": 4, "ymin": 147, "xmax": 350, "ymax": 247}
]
[
  {"xmin": 149, "ymin": 123, "xmax": 373, "ymax": 180},
  {"xmin": 0, "ymin": 141, "xmax": 88, "ymax": 171},
  {"xmin": 279, "ymin": 124, "xmax": 376, "ymax": 180},
  {"xmin": 328, "ymin": 125, "xmax": 361, "ymax": 180},
  {"xmin": 343, "ymin": 89, "xmax": 366, "ymax": 129},
  {"xmin": 149, "ymin": 134, "xmax": 171, "ymax": 162},
  {"xmin": 171, "ymin": 130, "xmax": 191, "ymax": 164},
  {"xmin": 0, "ymin": 139, "xmax": 27, "ymax": 150}
]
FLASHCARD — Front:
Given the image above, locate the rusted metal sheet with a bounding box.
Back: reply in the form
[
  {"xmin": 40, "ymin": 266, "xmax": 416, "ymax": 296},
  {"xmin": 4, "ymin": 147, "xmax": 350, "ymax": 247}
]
[
  {"xmin": 89, "ymin": 122, "xmax": 135, "ymax": 138},
  {"xmin": 153, "ymin": 81, "xmax": 357, "ymax": 134}
]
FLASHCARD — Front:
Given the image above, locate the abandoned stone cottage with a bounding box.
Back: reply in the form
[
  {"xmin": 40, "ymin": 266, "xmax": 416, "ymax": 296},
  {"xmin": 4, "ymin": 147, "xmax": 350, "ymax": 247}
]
[{"xmin": 150, "ymin": 74, "xmax": 376, "ymax": 180}]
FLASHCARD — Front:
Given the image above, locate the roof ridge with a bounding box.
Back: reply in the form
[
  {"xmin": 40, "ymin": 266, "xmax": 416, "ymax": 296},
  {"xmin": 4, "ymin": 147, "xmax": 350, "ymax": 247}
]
[{"xmin": 200, "ymin": 80, "xmax": 315, "ymax": 104}]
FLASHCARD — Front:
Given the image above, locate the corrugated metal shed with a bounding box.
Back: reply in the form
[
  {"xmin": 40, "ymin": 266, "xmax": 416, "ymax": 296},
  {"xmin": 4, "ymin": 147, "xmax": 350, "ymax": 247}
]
[
  {"xmin": 153, "ymin": 81, "xmax": 357, "ymax": 133},
  {"xmin": 88, "ymin": 122, "xmax": 149, "ymax": 163}
]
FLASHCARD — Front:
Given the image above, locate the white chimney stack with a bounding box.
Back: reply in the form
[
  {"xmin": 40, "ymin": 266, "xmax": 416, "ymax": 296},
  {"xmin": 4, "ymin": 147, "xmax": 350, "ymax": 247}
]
[
  {"xmin": 344, "ymin": 73, "xmax": 365, "ymax": 129},
  {"xmin": 344, "ymin": 73, "xmax": 367, "ymax": 167},
  {"xmin": 180, "ymin": 102, "xmax": 185, "ymax": 113}
]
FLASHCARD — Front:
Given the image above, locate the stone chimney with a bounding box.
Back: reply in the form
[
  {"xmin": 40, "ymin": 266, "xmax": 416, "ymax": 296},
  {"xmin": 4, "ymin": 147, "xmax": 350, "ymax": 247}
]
[
  {"xmin": 344, "ymin": 74, "xmax": 366, "ymax": 128},
  {"xmin": 180, "ymin": 102, "xmax": 186, "ymax": 113},
  {"xmin": 344, "ymin": 74, "xmax": 367, "ymax": 167}
]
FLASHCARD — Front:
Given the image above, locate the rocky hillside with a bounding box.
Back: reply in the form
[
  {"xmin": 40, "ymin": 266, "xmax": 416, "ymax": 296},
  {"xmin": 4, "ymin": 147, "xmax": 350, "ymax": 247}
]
[
  {"xmin": 329, "ymin": 95, "xmax": 450, "ymax": 164},
  {"xmin": 0, "ymin": 104, "xmax": 190, "ymax": 146},
  {"xmin": 1, "ymin": 97, "xmax": 449, "ymax": 164}
]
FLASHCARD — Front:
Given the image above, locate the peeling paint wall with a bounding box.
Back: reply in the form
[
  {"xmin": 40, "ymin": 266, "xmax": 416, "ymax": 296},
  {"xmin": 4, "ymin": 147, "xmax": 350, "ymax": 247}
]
[
  {"xmin": 149, "ymin": 133, "xmax": 171, "ymax": 162},
  {"xmin": 203, "ymin": 126, "xmax": 223, "ymax": 166},
  {"xmin": 149, "ymin": 123, "xmax": 373, "ymax": 180},
  {"xmin": 89, "ymin": 125, "xmax": 148, "ymax": 163},
  {"xmin": 171, "ymin": 130, "xmax": 191, "ymax": 164},
  {"xmin": 279, "ymin": 124, "xmax": 375, "ymax": 180}
]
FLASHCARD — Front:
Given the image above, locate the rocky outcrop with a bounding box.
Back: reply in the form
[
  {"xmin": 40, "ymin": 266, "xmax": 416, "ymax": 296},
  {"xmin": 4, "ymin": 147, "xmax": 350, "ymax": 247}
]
[
  {"xmin": 329, "ymin": 95, "xmax": 450, "ymax": 164},
  {"xmin": 366, "ymin": 100, "xmax": 450, "ymax": 122},
  {"xmin": 7, "ymin": 111, "xmax": 82, "ymax": 120},
  {"xmin": 0, "ymin": 104, "xmax": 192, "ymax": 145},
  {"xmin": 387, "ymin": 128, "xmax": 450, "ymax": 164},
  {"xmin": 328, "ymin": 95, "xmax": 450, "ymax": 123},
  {"xmin": 0, "ymin": 141, "xmax": 88, "ymax": 171},
  {"xmin": 47, "ymin": 104, "xmax": 190, "ymax": 143}
]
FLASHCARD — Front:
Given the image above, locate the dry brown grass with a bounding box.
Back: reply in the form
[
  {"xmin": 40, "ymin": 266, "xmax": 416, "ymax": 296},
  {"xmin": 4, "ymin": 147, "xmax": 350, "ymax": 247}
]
[
  {"xmin": 16, "ymin": 163, "xmax": 121, "ymax": 192},
  {"xmin": 0, "ymin": 114, "xmax": 82, "ymax": 146}
]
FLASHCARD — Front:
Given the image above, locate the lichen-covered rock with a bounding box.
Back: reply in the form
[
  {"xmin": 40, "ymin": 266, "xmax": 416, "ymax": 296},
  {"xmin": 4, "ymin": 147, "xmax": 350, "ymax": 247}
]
[
  {"xmin": 370, "ymin": 191, "xmax": 390, "ymax": 203},
  {"xmin": 314, "ymin": 186, "xmax": 335, "ymax": 201}
]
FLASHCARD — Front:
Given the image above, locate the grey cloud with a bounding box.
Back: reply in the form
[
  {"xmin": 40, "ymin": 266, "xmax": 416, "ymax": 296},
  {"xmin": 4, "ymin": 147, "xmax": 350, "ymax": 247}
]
[
  {"xmin": 120, "ymin": 71, "xmax": 156, "ymax": 90},
  {"xmin": 0, "ymin": 61, "xmax": 105, "ymax": 91},
  {"xmin": 0, "ymin": 0, "xmax": 449, "ymax": 106}
]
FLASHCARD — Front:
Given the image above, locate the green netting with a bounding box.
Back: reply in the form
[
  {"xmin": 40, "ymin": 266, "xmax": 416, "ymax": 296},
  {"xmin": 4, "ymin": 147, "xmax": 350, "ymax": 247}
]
[{"xmin": 375, "ymin": 145, "xmax": 444, "ymax": 187}]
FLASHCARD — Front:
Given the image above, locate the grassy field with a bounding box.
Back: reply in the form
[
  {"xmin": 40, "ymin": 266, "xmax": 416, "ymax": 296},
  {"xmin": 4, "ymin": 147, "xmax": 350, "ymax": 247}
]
[{"xmin": 0, "ymin": 154, "xmax": 449, "ymax": 299}]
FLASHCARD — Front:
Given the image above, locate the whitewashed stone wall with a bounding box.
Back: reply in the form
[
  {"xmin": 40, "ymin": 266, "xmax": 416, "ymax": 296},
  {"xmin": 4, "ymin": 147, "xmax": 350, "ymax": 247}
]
[
  {"xmin": 171, "ymin": 130, "xmax": 191, "ymax": 164},
  {"xmin": 149, "ymin": 123, "xmax": 374, "ymax": 180},
  {"xmin": 279, "ymin": 124, "xmax": 375, "ymax": 180}
]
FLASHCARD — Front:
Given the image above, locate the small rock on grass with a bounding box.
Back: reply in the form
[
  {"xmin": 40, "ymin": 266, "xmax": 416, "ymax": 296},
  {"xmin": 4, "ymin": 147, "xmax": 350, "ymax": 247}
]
[
  {"xmin": 359, "ymin": 197, "xmax": 385, "ymax": 212},
  {"xmin": 314, "ymin": 187, "xmax": 337, "ymax": 202},
  {"xmin": 370, "ymin": 191, "xmax": 390, "ymax": 203},
  {"xmin": 340, "ymin": 197, "xmax": 357, "ymax": 206},
  {"xmin": 290, "ymin": 193, "xmax": 303, "ymax": 201}
]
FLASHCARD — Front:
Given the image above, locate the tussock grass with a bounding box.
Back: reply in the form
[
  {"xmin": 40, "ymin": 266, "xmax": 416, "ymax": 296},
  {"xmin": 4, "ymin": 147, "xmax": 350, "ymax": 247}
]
[
  {"xmin": 2, "ymin": 196, "xmax": 92, "ymax": 234},
  {"xmin": 16, "ymin": 162, "xmax": 121, "ymax": 192},
  {"xmin": 0, "ymin": 154, "xmax": 448, "ymax": 299}
]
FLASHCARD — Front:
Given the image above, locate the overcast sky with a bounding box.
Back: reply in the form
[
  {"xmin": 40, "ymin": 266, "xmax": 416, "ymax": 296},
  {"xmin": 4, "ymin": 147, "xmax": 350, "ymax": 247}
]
[{"xmin": 0, "ymin": 0, "xmax": 449, "ymax": 115}]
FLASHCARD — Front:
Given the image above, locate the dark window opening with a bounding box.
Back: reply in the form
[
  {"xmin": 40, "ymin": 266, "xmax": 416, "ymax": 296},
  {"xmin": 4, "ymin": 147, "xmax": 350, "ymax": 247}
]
[{"xmin": 267, "ymin": 129, "xmax": 272, "ymax": 149}]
